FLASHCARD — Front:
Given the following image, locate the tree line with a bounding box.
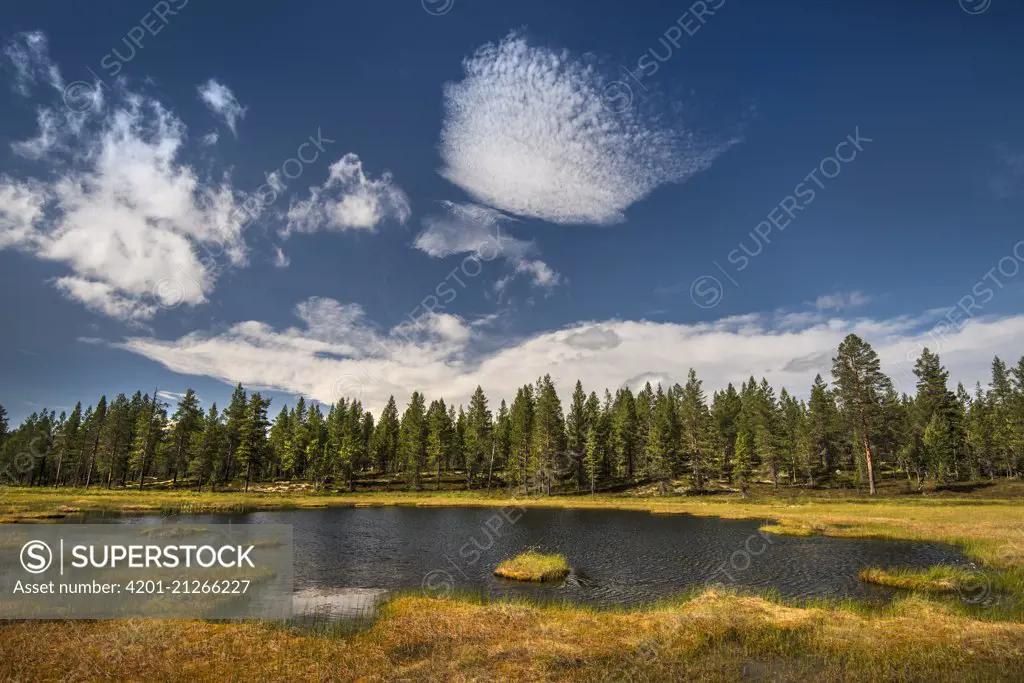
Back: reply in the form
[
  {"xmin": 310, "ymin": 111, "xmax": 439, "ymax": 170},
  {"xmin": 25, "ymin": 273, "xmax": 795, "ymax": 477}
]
[{"xmin": 2, "ymin": 334, "xmax": 1023, "ymax": 496}]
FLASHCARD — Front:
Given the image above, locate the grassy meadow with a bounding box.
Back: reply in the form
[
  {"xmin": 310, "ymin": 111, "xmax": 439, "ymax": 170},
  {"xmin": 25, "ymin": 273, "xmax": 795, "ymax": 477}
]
[{"xmin": 1, "ymin": 480, "xmax": 1022, "ymax": 681}]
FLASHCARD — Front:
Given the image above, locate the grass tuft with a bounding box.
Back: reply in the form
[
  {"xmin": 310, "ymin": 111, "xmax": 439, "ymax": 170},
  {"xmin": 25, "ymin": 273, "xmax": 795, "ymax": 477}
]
[{"xmin": 494, "ymin": 551, "xmax": 570, "ymax": 582}]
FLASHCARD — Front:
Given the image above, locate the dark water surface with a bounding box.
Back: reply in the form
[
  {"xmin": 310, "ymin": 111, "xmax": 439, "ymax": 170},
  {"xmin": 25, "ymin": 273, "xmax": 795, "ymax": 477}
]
[{"xmin": 86, "ymin": 506, "xmax": 971, "ymax": 609}]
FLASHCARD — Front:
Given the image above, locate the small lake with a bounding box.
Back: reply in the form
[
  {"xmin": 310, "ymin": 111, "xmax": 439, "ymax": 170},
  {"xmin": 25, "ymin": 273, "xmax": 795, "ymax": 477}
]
[{"xmin": 82, "ymin": 506, "xmax": 971, "ymax": 612}]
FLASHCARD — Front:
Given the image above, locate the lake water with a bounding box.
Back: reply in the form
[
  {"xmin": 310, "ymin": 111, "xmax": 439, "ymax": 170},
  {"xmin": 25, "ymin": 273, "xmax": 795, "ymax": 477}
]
[{"xmin": 81, "ymin": 506, "xmax": 972, "ymax": 614}]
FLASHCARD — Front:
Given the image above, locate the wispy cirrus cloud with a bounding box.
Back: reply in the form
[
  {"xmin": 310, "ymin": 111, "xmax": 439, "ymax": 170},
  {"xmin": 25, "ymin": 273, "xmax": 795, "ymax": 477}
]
[{"xmin": 197, "ymin": 79, "xmax": 246, "ymax": 137}]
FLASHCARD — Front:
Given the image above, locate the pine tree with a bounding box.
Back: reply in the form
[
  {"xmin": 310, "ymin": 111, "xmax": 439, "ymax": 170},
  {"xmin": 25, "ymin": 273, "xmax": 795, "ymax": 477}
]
[
  {"xmin": 372, "ymin": 396, "xmax": 400, "ymax": 475},
  {"xmin": 426, "ymin": 399, "xmax": 452, "ymax": 490},
  {"xmin": 679, "ymin": 370, "xmax": 717, "ymax": 491},
  {"xmin": 222, "ymin": 384, "xmax": 248, "ymax": 483},
  {"xmin": 507, "ymin": 385, "xmax": 534, "ymax": 491},
  {"xmin": 283, "ymin": 396, "xmax": 308, "ymax": 478},
  {"xmin": 237, "ymin": 393, "xmax": 271, "ymax": 492},
  {"xmin": 191, "ymin": 404, "xmax": 223, "ymax": 491},
  {"xmin": 99, "ymin": 394, "xmax": 131, "ymax": 488},
  {"xmin": 565, "ymin": 380, "xmax": 589, "ymax": 491},
  {"xmin": 168, "ymin": 389, "xmax": 202, "ymax": 485},
  {"xmin": 611, "ymin": 388, "xmax": 639, "ymax": 481},
  {"xmin": 305, "ymin": 405, "xmax": 330, "ymax": 488},
  {"xmin": 399, "ymin": 392, "xmax": 428, "ymax": 490},
  {"xmin": 711, "ymin": 384, "xmax": 742, "ymax": 483},
  {"xmin": 793, "ymin": 401, "xmax": 816, "ymax": 485},
  {"xmin": 634, "ymin": 383, "xmax": 654, "ymax": 475},
  {"xmin": 582, "ymin": 391, "xmax": 606, "ymax": 494},
  {"xmin": 129, "ymin": 393, "xmax": 166, "ymax": 488},
  {"xmin": 82, "ymin": 396, "xmax": 108, "ymax": 487},
  {"xmin": 966, "ymin": 383, "xmax": 996, "ymax": 479},
  {"xmin": 734, "ymin": 429, "xmax": 752, "ymax": 496},
  {"xmin": 54, "ymin": 401, "xmax": 82, "ymax": 487},
  {"xmin": 463, "ymin": 386, "xmax": 492, "ymax": 489},
  {"xmin": 530, "ymin": 375, "xmax": 566, "ymax": 495},
  {"xmin": 492, "ymin": 399, "xmax": 510, "ymax": 490},
  {"xmin": 832, "ymin": 334, "xmax": 891, "ymax": 495},
  {"xmin": 646, "ymin": 384, "xmax": 678, "ymax": 491},
  {"xmin": 807, "ymin": 375, "xmax": 841, "ymax": 480},
  {"xmin": 268, "ymin": 406, "xmax": 291, "ymax": 480}
]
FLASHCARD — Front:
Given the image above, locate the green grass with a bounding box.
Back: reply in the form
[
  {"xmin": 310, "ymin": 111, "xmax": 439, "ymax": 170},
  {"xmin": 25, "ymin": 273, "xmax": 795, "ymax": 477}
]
[{"xmin": 494, "ymin": 551, "xmax": 570, "ymax": 582}]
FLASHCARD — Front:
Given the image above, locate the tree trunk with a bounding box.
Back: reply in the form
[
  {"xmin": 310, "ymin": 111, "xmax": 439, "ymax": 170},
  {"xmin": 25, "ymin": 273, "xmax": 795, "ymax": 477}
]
[
  {"xmin": 486, "ymin": 442, "xmax": 495, "ymax": 492},
  {"xmin": 861, "ymin": 429, "xmax": 876, "ymax": 495}
]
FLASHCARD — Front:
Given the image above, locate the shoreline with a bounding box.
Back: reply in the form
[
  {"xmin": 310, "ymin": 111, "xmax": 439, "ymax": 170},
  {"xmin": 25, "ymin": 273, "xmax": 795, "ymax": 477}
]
[{"xmin": 3, "ymin": 487, "xmax": 1022, "ymax": 567}]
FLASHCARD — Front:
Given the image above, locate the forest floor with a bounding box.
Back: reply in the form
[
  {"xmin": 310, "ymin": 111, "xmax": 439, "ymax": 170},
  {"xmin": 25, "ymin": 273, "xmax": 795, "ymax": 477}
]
[{"xmin": 1, "ymin": 479, "xmax": 1023, "ymax": 681}]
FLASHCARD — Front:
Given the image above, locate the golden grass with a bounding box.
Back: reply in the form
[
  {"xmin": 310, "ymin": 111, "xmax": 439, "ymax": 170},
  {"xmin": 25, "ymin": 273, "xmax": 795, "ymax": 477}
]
[
  {"xmin": 859, "ymin": 566, "xmax": 972, "ymax": 594},
  {"xmin": 2, "ymin": 485, "xmax": 1023, "ymax": 679},
  {"xmin": 1, "ymin": 591, "xmax": 1023, "ymax": 682},
  {"xmin": 494, "ymin": 551, "xmax": 570, "ymax": 582}
]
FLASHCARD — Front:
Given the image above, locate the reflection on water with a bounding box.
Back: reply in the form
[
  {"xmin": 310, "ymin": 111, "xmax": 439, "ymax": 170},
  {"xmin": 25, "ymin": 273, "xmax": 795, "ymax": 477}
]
[
  {"xmin": 293, "ymin": 587, "xmax": 385, "ymax": 621},
  {"xmin": 91, "ymin": 506, "xmax": 972, "ymax": 610}
]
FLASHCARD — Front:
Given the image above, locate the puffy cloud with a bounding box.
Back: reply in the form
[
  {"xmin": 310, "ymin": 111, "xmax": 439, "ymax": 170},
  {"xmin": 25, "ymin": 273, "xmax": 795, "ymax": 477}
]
[
  {"xmin": 0, "ymin": 38, "xmax": 254, "ymax": 321},
  {"xmin": 197, "ymin": 79, "xmax": 246, "ymax": 137},
  {"xmin": 273, "ymin": 246, "xmax": 290, "ymax": 268},
  {"xmin": 117, "ymin": 298, "xmax": 1024, "ymax": 414},
  {"xmin": 415, "ymin": 201, "xmax": 560, "ymax": 291},
  {"xmin": 438, "ymin": 32, "xmax": 737, "ymax": 225},
  {"xmin": 284, "ymin": 153, "xmax": 410, "ymax": 235}
]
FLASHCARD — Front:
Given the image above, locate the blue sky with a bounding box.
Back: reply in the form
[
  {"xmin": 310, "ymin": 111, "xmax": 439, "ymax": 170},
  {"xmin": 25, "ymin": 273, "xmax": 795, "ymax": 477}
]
[{"xmin": 2, "ymin": 0, "xmax": 1023, "ymax": 422}]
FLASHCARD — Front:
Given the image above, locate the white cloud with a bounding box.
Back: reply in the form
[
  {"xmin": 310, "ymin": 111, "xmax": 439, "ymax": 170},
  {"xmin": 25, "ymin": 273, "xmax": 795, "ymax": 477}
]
[
  {"xmin": 201, "ymin": 130, "xmax": 220, "ymax": 146},
  {"xmin": 438, "ymin": 31, "xmax": 737, "ymax": 225},
  {"xmin": 814, "ymin": 291, "xmax": 872, "ymax": 311},
  {"xmin": 3, "ymin": 32, "xmax": 102, "ymax": 159},
  {"xmin": 284, "ymin": 153, "xmax": 410, "ymax": 235},
  {"xmin": 415, "ymin": 201, "xmax": 560, "ymax": 291},
  {"xmin": 197, "ymin": 79, "xmax": 246, "ymax": 137},
  {"xmin": 3, "ymin": 31, "xmax": 62, "ymax": 96},
  {"xmin": 117, "ymin": 299, "xmax": 1024, "ymax": 415},
  {"xmin": 273, "ymin": 246, "xmax": 290, "ymax": 268},
  {"xmin": 0, "ymin": 40, "xmax": 254, "ymax": 321}
]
